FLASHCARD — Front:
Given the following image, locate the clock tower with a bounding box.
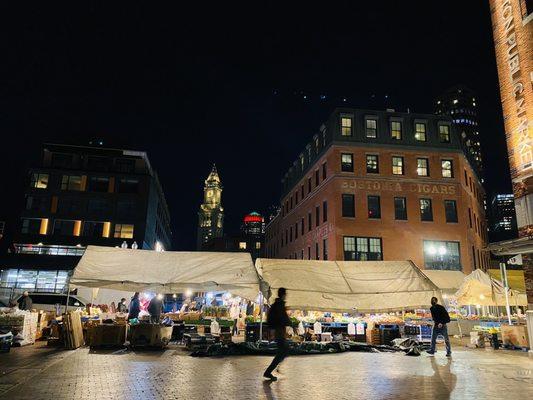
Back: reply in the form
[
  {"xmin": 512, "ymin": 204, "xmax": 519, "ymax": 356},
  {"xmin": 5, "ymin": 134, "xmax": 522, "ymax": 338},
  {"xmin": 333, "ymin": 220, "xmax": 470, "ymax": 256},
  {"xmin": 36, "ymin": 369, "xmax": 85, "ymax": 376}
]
[{"xmin": 197, "ymin": 164, "xmax": 224, "ymax": 249}]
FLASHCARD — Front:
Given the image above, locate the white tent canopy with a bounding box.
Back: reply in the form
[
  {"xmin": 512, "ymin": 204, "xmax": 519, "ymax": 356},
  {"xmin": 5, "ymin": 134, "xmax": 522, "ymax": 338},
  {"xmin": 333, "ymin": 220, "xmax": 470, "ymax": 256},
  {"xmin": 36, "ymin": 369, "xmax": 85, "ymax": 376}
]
[
  {"xmin": 71, "ymin": 246, "xmax": 262, "ymax": 301},
  {"xmin": 256, "ymin": 259, "xmax": 442, "ymax": 313},
  {"xmin": 454, "ymin": 269, "xmax": 527, "ymax": 306},
  {"xmin": 421, "ymin": 270, "xmax": 466, "ymax": 295}
]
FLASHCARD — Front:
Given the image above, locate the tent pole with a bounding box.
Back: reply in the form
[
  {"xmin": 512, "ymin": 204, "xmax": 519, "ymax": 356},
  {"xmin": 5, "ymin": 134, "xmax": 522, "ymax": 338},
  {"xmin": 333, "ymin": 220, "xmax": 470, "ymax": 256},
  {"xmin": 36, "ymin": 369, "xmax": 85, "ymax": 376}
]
[
  {"xmin": 259, "ymin": 291, "xmax": 263, "ymax": 342},
  {"xmin": 64, "ymin": 274, "xmax": 71, "ymax": 315},
  {"xmin": 499, "ymin": 262, "xmax": 512, "ymax": 325}
]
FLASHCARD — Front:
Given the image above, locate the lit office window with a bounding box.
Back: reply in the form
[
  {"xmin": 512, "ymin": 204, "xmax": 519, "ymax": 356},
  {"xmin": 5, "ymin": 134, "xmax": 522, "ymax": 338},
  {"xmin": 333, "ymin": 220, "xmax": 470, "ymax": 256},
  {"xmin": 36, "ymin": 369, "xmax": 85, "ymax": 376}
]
[
  {"xmin": 366, "ymin": 119, "xmax": 377, "ymax": 138},
  {"xmin": 394, "ymin": 197, "xmax": 407, "ymax": 220},
  {"xmin": 441, "ymin": 160, "xmax": 454, "ymax": 178},
  {"xmin": 366, "ymin": 155, "xmax": 379, "ymax": 173},
  {"xmin": 239, "ymin": 242, "xmax": 247, "ymax": 250},
  {"xmin": 415, "ymin": 123, "xmax": 427, "ymax": 141},
  {"xmin": 341, "ymin": 116, "xmax": 353, "ymax": 136},
  {"xmin": 255, "ymin": 242, "xmax": 261, "ymax": 249},
  {"xmin": 343, "ymin": 236, "xmax": 382, "ymax": 261},
  {"xmin": 417, "ymin": 158, "xmax": 429, "ymax": 176},
  {"xmin": 444, "ymin": 200, "xmax": 458, "ymax": 223},
  {"xmin": 341, "ymin": 153, "xmax": 354, "ymax": 172},
  {"xmin": 439, "ymin": 125, "xmax": 450, "ymax": 143},
  {"xmin": 367, "ymin": 195, "xmax": 381, "ymax": 219},
  {"xmin": 391, "ymin": 121, "xmax": 402, "ymax": 140},
  {"xmin": 420, "ymin": 198, "xmax": 433, "ymax": 221},
  {"xmin": 392, "ymin": 156, "xmax": 404, "ymax": 175},
  {"xmin": 31, "ymin": 173, "xmax": 49, "ymax": 189},
  {"xmin": 61, "ymin": 175, "xmax": 83, "ymax": 191},
  {"xmin": 114, "ymin": 224, "xmax": 134, "ymax": 239},
  {"xmin": 423, "ymin": 240, "xmax": 461, "ymax": 270}
]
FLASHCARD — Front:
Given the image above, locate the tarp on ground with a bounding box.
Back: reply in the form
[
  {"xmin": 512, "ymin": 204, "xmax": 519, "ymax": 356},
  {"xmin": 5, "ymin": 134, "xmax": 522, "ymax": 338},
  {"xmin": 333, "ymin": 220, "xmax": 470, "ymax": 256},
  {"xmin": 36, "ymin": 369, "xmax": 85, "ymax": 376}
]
[
  {"xmin": 256, "ymin": 259, "xmax": 442, "ymax": 313},
  {"xmin": 454, "ymin": 269, "xmax": 527, "ymax": 306},
  {"xmin": 421, "ymin": 270, "xmax": 466, "ymax": 295},
  {"xmin": 71, "ymin": 246, "xmax": 262, "ymax": 301}
]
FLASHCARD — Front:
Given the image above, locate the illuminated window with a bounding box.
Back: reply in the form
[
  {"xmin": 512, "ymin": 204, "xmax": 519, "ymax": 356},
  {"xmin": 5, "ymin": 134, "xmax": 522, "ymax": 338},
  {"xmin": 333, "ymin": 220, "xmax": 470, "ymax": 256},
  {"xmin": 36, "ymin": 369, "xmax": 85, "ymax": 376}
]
[
  {"xmin": 344, "ymin": 236, "xmax": 382, "ymax": 261},
  {"xmin": 255, "ymin": 242, "xmax": 261, "ymax": 249},
  {"xmin": 366, "ymin": 119, "xmax": 377, "ymax": 138},
  {"xmin": 114, "ymin": 224, "xmax": 134, "ymax": 239},
  {"xmin": 439, "ymin": 125, "xmax": 450, "ymax": 143},
  {"xmin": 420, "ymin": 199, "xmax": 433, "ymax": 221},
  {"xmin": 391, "ymin": 121, "xmax": 402, "ymax": 140},
  {"xmin": 441, "ymin": 160, "xmax": 453, "ymax": 178},
  {"xmin": 341, "ymin": 153, "xmax": 353, "ymax": 172},
  {"xmin": 417, "ymin": 158, "xmax": 429, "ymax": 176},
  {"xmin": 366, "ymin": 155, "xmax": 379, "ymax": 173},
  {"xmin": 31, "ymin": 173, "xmax": 49, "ymax": 189},
  {"xmin": 300, "ymin": 154, "xmax": 305, "ymax": 171},
  {"xmin": 424, "ymin": 240, "xmax": 461, "ymax": 270},
  {"xmin": 341, "ymin": 116, "xmax": 352, "ymax": 136},
  {"xmin": 239, "ymin": 242, "xmax": 247, "ymax": 250},
  {"xmin": 61, "ymin": 175, "xmax": 83, "ymax": 191},
  {"xmin": 415, "ymin": 123, "xmax": 426, "ymax": 141},
  {"xmin": 392, "ymin": 156, "xmax": 404, "ymax": 175}
]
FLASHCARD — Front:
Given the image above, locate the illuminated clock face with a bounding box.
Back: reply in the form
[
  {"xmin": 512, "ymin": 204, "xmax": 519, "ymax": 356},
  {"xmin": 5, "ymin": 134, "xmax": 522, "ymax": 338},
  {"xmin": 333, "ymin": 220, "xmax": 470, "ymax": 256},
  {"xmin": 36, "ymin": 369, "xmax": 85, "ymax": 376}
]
[{"xmin": 207, "ymin": 190, "xmax": 213, "ymax": 197}]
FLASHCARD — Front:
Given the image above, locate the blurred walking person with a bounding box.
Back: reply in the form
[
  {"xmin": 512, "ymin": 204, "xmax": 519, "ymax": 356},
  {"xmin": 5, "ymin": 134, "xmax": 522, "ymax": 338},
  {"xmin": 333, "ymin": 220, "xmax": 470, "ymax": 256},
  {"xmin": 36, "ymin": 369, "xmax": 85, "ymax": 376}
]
[{"xmin": 263, "ymin": 288, "xmax": 290, "ymax": 381}]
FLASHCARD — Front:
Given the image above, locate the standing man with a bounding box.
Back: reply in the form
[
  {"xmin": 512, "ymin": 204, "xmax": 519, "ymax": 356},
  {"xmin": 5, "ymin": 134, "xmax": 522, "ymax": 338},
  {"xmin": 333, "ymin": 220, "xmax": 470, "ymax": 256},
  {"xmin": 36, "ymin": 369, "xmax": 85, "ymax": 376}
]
[
  {"xmin": 127, "ymin": 292, "xmax": 141, "ymax": 321},
  {"xmin": 427, "ymin": 296, "xmax": 451, "ymax": 357},
  {"xmin": 264, "ymin": 287, "xmax": 290, "ymax": 381},
  {"xmin": 148, "ymin": 294, "xmax": 164, "ymax": 324},
  {"xmin": 19, "ymin": 291, "xmax": 33, "ymax": 311}
]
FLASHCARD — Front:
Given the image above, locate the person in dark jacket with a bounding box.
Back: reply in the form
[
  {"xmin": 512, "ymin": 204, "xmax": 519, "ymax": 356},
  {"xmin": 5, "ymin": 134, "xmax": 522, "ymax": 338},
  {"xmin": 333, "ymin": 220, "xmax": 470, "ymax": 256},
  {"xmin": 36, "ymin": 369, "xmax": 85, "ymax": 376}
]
[
  {"xmin": 264, "ymin": 287, "xmax": 291, "ymax": 381},
  {"xmin": 148, "ymin": 294, "xmax": 164, "ymax": 324},
  {"xmin": 117, "ymin": 298, "xmax": 128, "ymax": 313},
  {"xmin": 20, "ymin": 291, "xmax": 33, "ymax": 311},
  {"xmin": 427, "ymin": 296, "xmax": 452, "ymax": 356},
  {"xmin": 127, "ymin": 292, "xmax": 141, "ymax": 320}
]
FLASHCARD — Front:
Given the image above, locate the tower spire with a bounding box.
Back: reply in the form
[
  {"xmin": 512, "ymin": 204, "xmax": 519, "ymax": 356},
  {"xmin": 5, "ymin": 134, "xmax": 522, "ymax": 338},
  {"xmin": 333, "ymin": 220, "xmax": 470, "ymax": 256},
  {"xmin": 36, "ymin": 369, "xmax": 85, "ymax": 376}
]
[{"xmin": 197, "ymin": 164, "xmax": 224, "ymax": 250}]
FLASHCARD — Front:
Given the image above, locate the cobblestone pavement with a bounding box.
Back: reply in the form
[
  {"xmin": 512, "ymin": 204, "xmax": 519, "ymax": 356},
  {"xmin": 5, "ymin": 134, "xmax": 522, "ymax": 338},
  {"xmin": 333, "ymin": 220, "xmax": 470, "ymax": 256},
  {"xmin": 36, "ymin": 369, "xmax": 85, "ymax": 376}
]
[{"xmin": 1, "ymin": 343, "xmax": 532, "ymax": 400}]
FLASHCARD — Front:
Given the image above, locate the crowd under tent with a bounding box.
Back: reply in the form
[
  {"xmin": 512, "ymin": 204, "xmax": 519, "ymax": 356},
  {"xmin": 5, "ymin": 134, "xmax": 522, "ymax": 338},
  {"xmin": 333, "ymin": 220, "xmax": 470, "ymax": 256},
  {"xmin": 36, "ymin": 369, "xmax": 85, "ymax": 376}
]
[
  {"xmin": 255, "ymin": 259, "xmax": 442, "ymax": 313},
  {"xmin": 71, "ymin": 246, "xmax": 263, "ymax": 301}
]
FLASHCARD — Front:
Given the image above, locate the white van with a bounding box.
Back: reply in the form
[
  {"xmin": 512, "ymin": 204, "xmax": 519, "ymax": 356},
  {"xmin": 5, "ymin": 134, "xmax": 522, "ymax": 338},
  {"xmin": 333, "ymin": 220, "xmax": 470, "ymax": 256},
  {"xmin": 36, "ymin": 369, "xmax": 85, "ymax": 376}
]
[{"xmin": 16, "ymin": 293, "xmax": 88, "ymax": 312}]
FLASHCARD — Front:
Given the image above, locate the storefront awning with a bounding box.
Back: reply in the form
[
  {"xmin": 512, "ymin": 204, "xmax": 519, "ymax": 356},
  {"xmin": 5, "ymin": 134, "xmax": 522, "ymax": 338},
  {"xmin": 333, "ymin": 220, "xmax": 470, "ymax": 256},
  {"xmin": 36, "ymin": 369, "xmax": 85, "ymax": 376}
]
[{"xmin": 420, "ymin": 270, "xmax": 466, "ymax": 294}]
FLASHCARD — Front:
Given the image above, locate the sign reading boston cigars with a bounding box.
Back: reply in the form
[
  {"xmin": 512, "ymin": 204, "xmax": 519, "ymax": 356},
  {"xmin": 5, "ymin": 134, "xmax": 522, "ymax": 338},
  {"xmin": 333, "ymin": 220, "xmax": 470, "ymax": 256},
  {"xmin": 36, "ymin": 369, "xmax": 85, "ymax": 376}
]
[
  {"xmin": 341, "ymin": 180, "xmax": 457, "ymax": 195},
  {"xmin": 489, "ymin": 0, "xmax": 533, "ymax": 236}
]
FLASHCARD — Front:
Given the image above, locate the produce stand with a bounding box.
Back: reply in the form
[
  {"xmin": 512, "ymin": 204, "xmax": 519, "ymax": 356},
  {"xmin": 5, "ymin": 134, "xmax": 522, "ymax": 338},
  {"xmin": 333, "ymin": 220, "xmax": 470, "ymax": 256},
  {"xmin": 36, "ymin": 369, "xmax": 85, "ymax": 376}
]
[{"xmin": 0, "ymin": 311, "xmax": 38, "ymax": 346}]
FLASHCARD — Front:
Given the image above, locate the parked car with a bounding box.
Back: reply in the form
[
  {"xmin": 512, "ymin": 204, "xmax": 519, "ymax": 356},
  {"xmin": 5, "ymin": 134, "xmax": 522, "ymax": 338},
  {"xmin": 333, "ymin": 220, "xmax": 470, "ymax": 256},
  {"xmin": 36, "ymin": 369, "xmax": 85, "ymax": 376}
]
[{"xmin": 15, "ymin": 293, "xmax": 88, "ymax": 312}]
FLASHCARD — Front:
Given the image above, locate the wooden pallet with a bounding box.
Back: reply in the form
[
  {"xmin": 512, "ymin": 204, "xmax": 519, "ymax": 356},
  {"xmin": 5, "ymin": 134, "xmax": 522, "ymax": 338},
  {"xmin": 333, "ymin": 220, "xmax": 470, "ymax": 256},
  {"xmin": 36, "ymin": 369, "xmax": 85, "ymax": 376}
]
[{"xmin": 64, "ymin": 311, "xmax": 84, "ymax": 349}]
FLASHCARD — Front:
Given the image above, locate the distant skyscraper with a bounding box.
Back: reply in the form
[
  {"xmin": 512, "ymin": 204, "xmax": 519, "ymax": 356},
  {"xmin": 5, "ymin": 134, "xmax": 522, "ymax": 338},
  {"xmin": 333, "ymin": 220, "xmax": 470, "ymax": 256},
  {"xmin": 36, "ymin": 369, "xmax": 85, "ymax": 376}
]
[
  {"xmin": 435, "ymin": 85, "xmax": 483, "ymax": 177},
  {"xmin": 197, "ymin": 164, "xmax": 224, "ymax": 250},
  {"xmin": 490, "ymin": 194, "xmax": 518, "ymax": 240}
]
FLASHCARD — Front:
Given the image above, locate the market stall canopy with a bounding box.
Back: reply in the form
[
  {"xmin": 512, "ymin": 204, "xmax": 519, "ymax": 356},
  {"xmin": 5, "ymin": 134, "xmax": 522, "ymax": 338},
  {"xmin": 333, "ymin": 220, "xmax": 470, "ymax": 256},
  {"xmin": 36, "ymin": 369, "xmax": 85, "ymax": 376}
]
[
  {"xmin": 454, "ymin": 269, "xmax": 527, "ymax": 306},
  {"xmin": 421, "ymin": 270, "xmax": 466, "ymax": 295},
  {"xmin": 71, "ymin": 246, "xmax": 262, "ymax": 301},
  {"xmin": 256, "ymin": 259, "xmax": 442, "ymax": 312}
]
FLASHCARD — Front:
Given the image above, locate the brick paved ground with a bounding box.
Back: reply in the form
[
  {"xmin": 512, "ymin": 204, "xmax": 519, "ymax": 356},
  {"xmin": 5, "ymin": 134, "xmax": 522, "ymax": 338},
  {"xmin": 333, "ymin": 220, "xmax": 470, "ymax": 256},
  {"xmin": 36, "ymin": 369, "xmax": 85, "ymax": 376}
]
[{"xmin": 1, "ymin": 342, "xmax": 532, "ymax": 400}]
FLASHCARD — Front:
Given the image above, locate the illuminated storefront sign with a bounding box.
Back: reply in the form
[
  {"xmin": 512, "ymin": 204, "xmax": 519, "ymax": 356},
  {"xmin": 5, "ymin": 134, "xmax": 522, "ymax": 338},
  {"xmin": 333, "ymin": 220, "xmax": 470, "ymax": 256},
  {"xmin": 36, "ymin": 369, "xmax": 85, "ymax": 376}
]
[{"xmin": 341, "ymin": 180, "xmax": 457, "ymax": 195}]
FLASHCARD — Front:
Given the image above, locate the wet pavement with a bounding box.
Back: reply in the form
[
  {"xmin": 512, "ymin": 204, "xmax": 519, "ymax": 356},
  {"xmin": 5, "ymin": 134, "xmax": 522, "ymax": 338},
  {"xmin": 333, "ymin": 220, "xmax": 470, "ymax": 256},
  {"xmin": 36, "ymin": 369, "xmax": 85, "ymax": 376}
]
[{"xmin": 0, "ymin": 342, "xmax": 531, "ymax": 399}]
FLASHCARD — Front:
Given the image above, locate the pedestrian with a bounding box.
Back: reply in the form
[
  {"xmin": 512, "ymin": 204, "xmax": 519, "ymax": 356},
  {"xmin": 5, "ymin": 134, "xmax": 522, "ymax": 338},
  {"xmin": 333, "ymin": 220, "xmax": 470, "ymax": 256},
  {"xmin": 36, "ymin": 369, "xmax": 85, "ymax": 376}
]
[
  {"xmin": 19, "ymin": 291, "xmax": 33, "ymax": 311},
  {"xmin": 263, "ymin": 287, "xmax": 291, "ymax": 381},
  {"xmin": 117, "ymin": 297, "xmax": 128, "ymax": 313},
  {"xmin": 230, "ymin": 302, "xmax": 240, "ymax": 336},
  {"xmin": 148, "ymin": 294, "xmax": 164, "ymax": 324},
  {"xmin": 426, "ymin": 296, "xmax": 452, "ymax": 357},
  {"xmin": 127, "ymin": 292, "xmax": 141, "ymax": 321}
]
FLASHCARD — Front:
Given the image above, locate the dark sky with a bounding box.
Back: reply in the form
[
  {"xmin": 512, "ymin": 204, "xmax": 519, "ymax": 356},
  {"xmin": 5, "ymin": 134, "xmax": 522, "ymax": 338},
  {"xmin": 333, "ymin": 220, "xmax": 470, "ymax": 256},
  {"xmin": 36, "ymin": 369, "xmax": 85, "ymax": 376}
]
[{"xmin": 0, "ymin": 2, "xmax": 511, "ymax": 250}]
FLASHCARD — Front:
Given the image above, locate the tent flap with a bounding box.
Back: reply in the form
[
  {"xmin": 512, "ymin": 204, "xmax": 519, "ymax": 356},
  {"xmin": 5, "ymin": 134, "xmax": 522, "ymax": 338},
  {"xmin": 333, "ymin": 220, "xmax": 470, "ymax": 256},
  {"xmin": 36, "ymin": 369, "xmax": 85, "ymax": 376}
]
[
  {"xmin": 71, "ymin": 246, "xmax": 262, "ymax": 301},
  {"xmin": 256, "ymin": 259, "xmax": 441, "ymax": 312}
]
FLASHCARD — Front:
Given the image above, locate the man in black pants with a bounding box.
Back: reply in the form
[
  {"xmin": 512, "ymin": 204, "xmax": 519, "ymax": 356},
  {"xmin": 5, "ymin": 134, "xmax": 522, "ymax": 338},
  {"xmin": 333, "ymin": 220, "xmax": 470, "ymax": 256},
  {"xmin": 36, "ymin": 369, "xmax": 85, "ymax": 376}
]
[
  {"xmin": 264, "ymin": 287, "xmax": 290, "ymax": 381},
  {"xmin": 427, "ymin": 296, "xmax": 452, "ymax": 357}
]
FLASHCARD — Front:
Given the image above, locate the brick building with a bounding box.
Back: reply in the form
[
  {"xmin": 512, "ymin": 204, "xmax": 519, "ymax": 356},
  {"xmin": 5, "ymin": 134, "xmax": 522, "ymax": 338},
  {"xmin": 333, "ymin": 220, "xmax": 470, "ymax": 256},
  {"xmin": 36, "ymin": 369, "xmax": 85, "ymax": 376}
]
[{"xmin": 265, "ymin": 108, "xmax": 487, "ymax": 274}]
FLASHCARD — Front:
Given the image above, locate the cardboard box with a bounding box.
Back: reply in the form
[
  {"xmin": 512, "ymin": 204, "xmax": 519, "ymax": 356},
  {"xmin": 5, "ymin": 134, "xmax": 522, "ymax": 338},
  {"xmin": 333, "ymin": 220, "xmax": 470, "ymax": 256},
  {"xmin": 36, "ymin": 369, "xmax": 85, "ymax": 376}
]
[
  {"xmin": 130, "ymin": 324, "xmax": 172, "ymax": 348},
  {"xmin": 501, "ymin": 324, "xmax": 529, "ymax": 348},
  {"xmin": 88, "ymin": 324, "xmax": 127, "ymax": 347}
]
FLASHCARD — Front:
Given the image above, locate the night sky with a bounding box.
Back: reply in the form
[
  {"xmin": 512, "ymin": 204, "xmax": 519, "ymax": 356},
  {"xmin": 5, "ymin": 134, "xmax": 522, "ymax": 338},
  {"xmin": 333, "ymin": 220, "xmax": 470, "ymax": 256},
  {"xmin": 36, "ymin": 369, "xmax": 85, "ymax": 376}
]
[{"xmin": 0, "ymin": 2, "xmax": 511, "ymax": 250}]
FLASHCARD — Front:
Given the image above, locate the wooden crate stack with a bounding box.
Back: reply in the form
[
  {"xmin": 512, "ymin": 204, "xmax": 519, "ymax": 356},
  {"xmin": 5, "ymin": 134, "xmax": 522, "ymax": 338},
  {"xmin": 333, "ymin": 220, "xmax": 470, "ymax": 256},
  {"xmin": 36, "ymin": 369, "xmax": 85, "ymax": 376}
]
[
  {"xmin": 63, "ymin": 311, "xmax": 84, "ymax": 350},
  {"xmin": 0, "ymin": 312, "xmax": 38, "ymax": 345}
]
